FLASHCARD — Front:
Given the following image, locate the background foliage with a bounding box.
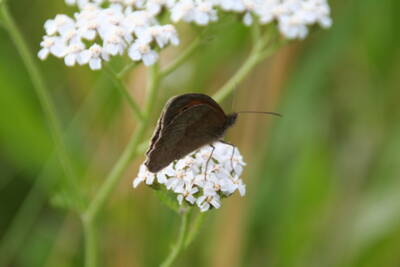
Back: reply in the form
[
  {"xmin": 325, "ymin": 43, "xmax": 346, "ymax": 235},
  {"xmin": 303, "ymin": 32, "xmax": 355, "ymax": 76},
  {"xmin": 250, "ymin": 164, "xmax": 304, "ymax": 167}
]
[{"xmin": 1, "ymin": 0, "xmax": 400, "ymax": 266}]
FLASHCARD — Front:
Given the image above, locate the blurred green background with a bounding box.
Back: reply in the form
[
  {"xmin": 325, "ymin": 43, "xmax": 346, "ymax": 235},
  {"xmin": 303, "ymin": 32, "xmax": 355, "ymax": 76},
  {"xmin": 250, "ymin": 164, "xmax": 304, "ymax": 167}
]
[{"xmin": 1, "ymin": 0, "xmax": 400, "ymax": 266}]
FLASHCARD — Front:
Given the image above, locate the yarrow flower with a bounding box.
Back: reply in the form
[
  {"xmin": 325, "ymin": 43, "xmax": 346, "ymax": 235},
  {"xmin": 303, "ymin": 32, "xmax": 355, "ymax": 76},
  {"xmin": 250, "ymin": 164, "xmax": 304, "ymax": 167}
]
[
  {"xmin": 133, "ymin": 142, "xmax": 246, "ymax": 212},
  {"xmin": 38, "ymin": 2, "xmax": 179, "ymax": 70},
  {"xmin": 39, "ymin": 0, "xmax": 331, "ymax": 69}
]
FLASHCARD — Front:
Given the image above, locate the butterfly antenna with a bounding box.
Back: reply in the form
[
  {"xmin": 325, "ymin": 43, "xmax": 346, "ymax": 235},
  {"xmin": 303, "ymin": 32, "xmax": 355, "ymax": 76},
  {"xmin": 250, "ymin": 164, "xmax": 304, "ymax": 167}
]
[{"xmin": 237, "ymin": 111, "xmax": 282, "ymax": 117}]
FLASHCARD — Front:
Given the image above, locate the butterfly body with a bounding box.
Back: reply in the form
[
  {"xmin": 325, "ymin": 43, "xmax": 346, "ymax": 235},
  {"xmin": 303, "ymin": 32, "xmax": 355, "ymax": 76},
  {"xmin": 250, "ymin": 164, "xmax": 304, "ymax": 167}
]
[{"xmin": 145, "ymin": 93, "xmax": 237, "ymax": 173}]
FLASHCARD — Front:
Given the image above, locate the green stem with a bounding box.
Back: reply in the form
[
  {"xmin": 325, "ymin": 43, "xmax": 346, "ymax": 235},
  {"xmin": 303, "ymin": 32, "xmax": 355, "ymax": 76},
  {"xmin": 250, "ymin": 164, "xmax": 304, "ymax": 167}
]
[
  {"xmin": 117, "ymin": 61, "xmax": 137, "ymax": 79},
  {"xmin": 160, "ymin": 37, "xmax": 201, "ymax": 78},
  {"xmin": 212, "ymin": 49, "xmax": 261, "ymax": 103},
  {"xmin": 251, "ymin": 22, "xmax": 261, "ymax": 45},
  {"xmin": 104, "ymin": 65, "xmax": 145, "ymax": 122},
  {"xmin": 84, "ymin": 123, "xmax": 146, "ymax": 223},
  {"xmin": 257, "ymin": 43, "xmax": 280, "ymax": 63},
  {"xmin": 82, "ymin": 218, "xmax": 97, "ymax": 267},
  {"xmin": 184, "ymin": 212, "xmax": 205, "ymax": 248},
  {"xmin": 82, "ymin": 63, "xmax": 160, "ymax": 266},
  {"xmin": 144, "ymin": 62, "xmax": 160, "ymax": 116},
  {"xmin": 212, "ymin": 26, "xmax": 280, "ymax": 103},
  {"xmin": 0, "ymin": 4, "xmax": 80, "ymax": 199},
  {"xmin": 160, "ymin": 211, "xmax": 189, "ymax": 267}
]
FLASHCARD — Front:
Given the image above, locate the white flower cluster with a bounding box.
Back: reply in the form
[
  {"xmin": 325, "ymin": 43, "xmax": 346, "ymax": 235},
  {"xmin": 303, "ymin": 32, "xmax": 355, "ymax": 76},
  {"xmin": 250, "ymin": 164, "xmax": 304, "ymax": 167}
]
[
  {"xmin": 133, "ymin": 142, "xmax": 246, "ymax": 212},
  {"xmin": 168, "ymin": 0, "xmax": 332, "ymax": 39},
  {"xmin": 39, "ymin": 0, "xmax": 331, "ymax": 69},
  {"xmin": 38, "ymin": 2, "xmax": 179, "ymax": 70}
]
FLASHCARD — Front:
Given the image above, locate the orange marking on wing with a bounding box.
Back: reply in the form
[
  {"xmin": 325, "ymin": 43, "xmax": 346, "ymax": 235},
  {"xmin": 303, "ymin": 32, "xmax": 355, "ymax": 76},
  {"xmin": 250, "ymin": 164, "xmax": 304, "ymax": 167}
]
[
  {"xmin": 185, "ymin": 100, "xmax": 207, "ymax": 108},
  {"xmin": 178, "ymin": 100, "xmax": 207, "ymax": 113},
  {"xmin": 182, "ymin": 100, "xmax": 224, "ymax": 113}
]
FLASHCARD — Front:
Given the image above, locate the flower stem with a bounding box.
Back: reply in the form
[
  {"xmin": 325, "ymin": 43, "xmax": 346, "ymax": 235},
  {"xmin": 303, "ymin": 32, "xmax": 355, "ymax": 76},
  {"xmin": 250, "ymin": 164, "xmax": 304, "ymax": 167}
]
[
  {"xmin": 82, "ymin": 63, "xmax": 160, "ymax": 266},
  {"xmin": 212, "ymin": 26, "xmax": 280, "ymax": 103},
  {"xmin": 184, "ymin": 212, "xmax": 205, "ymax": 248},
  {"xmin": 144, "ymin": 62, "xmax": 160, "ymax": 116},
  {"xmin": 212, "ymin": 49, "xmax": 261, "ymax": 103},
  {"xmin": 104, "ymin": 64, "xmax": 145, "ymax": 122},
  {"xmin": 160, "ymin": 36, "xmax": 201, "ymax": 78},
  {"xmin": 82, "ymin": 217, "xmax": 97, "ymax": 267},
  {"xmin": 117, "ymin": 61, "xmax": 137, "ymax": 79},
  {"xmin": 160, "ymin": 211, "xmax": 189, "ymax": 267},
  {"xmin": 0, "ymin": 3, "xmax": 80, "ymax": 199},
  {"xmin": 83, "ymin": 124, "xmax": 146, "ymax": 222}
]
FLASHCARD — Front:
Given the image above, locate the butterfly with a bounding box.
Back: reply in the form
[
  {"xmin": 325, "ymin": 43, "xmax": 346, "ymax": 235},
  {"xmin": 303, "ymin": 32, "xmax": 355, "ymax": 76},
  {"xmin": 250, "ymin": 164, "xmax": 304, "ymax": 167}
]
[{"xmin": 144, "ymin": 93, "xmax": 237, "ymax": 173}]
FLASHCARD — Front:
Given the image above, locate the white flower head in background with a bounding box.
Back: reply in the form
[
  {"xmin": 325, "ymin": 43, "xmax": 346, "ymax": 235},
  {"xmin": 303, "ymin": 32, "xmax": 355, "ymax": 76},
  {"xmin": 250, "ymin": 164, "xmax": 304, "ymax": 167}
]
[
  {"xmin": 133, "ymin": 142, "xmax": 246, "ymax": 212},
  {"xmin": 38, "ymin": 1, "xmax": 180, "ymax": 70},
  {"xmin": 39, "ymin": 0, "xmax": 331, "ymax": 69}
]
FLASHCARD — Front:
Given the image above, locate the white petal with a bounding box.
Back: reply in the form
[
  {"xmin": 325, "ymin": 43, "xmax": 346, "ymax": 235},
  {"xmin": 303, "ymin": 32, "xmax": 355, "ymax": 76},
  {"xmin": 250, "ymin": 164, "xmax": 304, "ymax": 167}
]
[
  {"xmin": 200, "ymin": 202, "xmax": 210, "ymax": 212},
  {"xmin": 210, "ymin": 198, "xmax": 221, "ymax": 209},
  {"xmin": 82, "ymin": 29, "xmax": 96, "ymax": 40},
  {"xmin": 173, "ymin": 182, "xmax": 185, "ymax": 193},
  {"xmin": 128, "ymin": 46, "xmax": 142, "ymax": 61},
  {"xmin": 186, "ymin": 195, "xmax": 196, "ymax": 204},
  {"xmin": 320, "ymin": 17, "xmax": 332, "ymax": 28},
  {"xmin": 133, "ymin": 177, "xmax": 144, "ymax": 188},
  {"xmin": 44, "ymin": 20, "xmax": 57, "ymax": 35},
  {"xmin": 190, "ymin": 187, "xmax": 199, "ymax": 194},
  {"xmin": 64, "ymin": 54, "xmax": 76, "ymax": 66},
  {"xmin": 104, "ymin": 43, "xmax": 119, "ymax": 56},
  {"xmin": 142, "ymin": 51, "xmax": 158, "ymax": 66},
  {"xmin": 174, "ymin": 184, "xmax": 185, "ymax": 194},
  {"xmin": 171, "ymin": 36, "xmax": 180, "ymax": 46},
  {"xmin": 65, "ymin": 0, "xmax": 77, "ymax": 5},
  {"xmin": 243, "ymin": 12, "xmax": 253, "ymax": 26},
  {"xmin": 177, "ymin": 194, "xmax": 184, "ymax": 205},
  {"xmin": 238, "ymin": 183, "xmax": 246, "ymax": 196},
  {"xmin": 79, "ymin": 50, "xmax": 91, "ymax": 64},
  {"xmin": 50, "ymin": 43, "xmax": 67, "ymax": 58},
  {"xmin": 147, "ymin": 2, "xmax": 161, "ymax": 15},
  {"xmin": 89, "ymin": 58, "xmax": 102, "ymax": 70},
  {"xmin": 157, "ymin": 173, "xmax": 168, "ymax": 184},
  {"xmin": 196, "ymin": 195, "xmax": 206, "ymax": 206},
  {"xmin": 101, "ymin": 51, "xmax": 110, "ymax": 61},
  {"xmin": 145, "ymin": 174, "xmax": 155, "ymax": 185},
  {"xmin": 195, "ymin": 13, "xmax": 209, "ymax": 25},
  {"xmin": 38, "ymin": 49, "xmax": 49, "ymax": 60}
]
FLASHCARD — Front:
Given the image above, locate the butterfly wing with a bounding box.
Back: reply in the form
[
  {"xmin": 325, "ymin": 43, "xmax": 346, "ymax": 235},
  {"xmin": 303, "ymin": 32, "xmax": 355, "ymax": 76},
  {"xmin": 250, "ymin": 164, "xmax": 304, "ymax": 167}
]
[
  {"xmin": 145, "ymin": 104, "xmax": 226, "ymax": 172},
  {"xmin": 162, "ymin": 93, "xmax": 225, "ymax": 127},
  {"xmin": 146, "ymin": 109, "xmax": 165, "ymax": 157},
  {"xmin": 146, "ymin": 93, "xmax": 225, "ymax": 157}
]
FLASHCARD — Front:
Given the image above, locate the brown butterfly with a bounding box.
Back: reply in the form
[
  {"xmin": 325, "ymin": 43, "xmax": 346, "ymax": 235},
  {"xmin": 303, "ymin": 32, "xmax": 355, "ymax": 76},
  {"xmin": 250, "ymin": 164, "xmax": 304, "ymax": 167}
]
[
  {"xmin": 144, "ymin": 93, "xmax": 280, "ymax": 173},
  {"xmin": 144, "ymin": 93, "xmax": 236, "ymax": 172}
]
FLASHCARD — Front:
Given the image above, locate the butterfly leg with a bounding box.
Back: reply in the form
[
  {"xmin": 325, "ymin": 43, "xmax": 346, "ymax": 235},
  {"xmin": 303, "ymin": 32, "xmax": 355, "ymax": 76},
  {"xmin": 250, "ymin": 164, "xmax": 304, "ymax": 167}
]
[
  {"xmin": 204, "ymin": 144, "xmax": 215, "ymax": 180},
  {"xmin": 218, "ymin": 140, "xmax": 236, "ymax": 176}
]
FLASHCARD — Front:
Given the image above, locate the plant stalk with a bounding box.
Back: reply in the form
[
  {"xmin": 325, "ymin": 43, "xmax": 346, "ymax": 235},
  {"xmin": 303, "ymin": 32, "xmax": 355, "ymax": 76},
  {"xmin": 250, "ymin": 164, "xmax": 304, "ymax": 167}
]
[
  {"xmin": 184, "ymin": 212, "xmax": 205, "ymax": 248},
  {"xmin": 0, "ymin": 3, "xmax": 80, "ymax": 200},
  {"xmin": 104, "ymin": 65, "xmax": 145, "ymax": 122},
  {"xmin": 213, "ymin": 26, "xmax": 279, "ymax": 103},
  {"xmin": 160, "ymin": 211, "xmax": 189, "ymax": 267},
  {"xmin": 160, "ymin": 36, "xmax": 201, "ymax": 78}
]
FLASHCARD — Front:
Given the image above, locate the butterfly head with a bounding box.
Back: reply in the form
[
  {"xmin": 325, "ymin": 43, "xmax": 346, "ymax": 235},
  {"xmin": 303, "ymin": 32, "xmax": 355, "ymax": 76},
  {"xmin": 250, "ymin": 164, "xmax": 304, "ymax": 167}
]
[{"xmin": 225, "ymin": 113, "xmax": 238, "ymax": 129}]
